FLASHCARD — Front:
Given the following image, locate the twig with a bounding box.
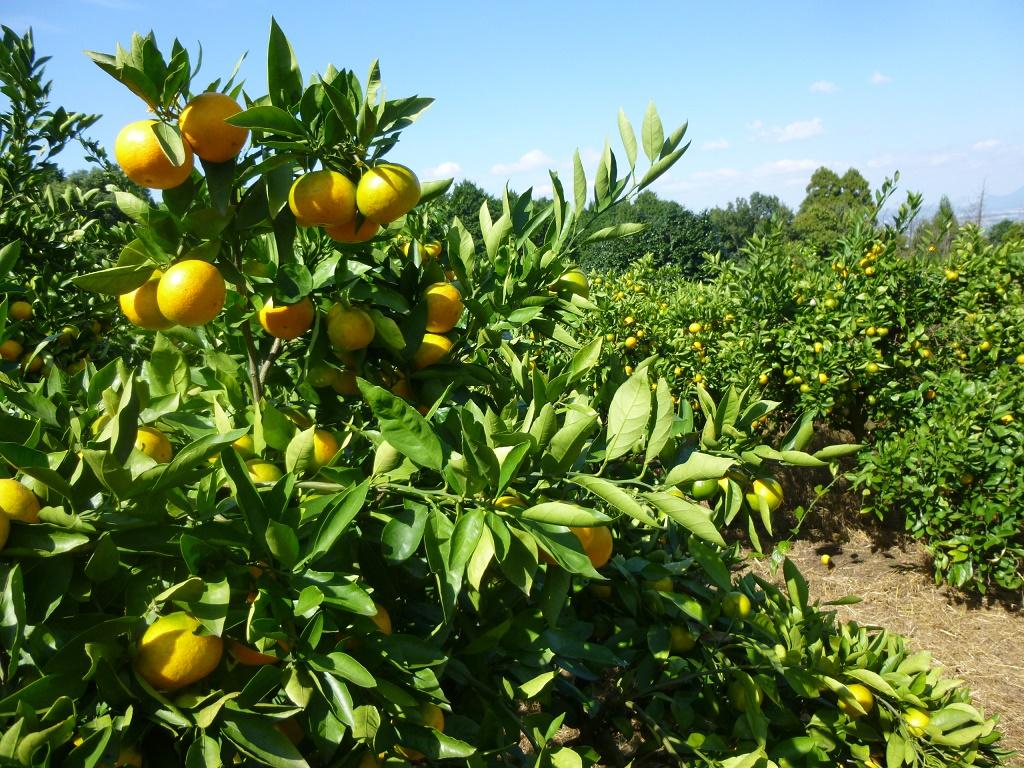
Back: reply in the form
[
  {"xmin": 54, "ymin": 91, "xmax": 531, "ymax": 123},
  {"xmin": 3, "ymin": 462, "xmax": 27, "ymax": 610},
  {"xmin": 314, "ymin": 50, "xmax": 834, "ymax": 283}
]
[{"xmin": 258, "ymin": 338, "xmax": 283, "ymax": 388}]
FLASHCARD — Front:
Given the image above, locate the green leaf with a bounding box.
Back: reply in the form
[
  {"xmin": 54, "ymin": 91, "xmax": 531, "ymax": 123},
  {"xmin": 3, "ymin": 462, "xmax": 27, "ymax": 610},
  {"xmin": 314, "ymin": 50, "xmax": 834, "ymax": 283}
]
[
  {"xmin": 644, "ymin": 492, "xmax": 724, "ymax": 545},
  {"xmin": 148, "ymin": 334, "xmax": 189, "ymax": 396},
  {"xmin": 617, "ymin": 108, "xmax": 638, "ymax": 169},
  {"xmin": 573, "ymin": 476, "xmax": 658, "ymax": 526},
  {"xmin": 357, "ymin": 381, "xmax": 442, "ymax": 470},
  {"xmin": 381, "ymin": 499, "xmax": 428, "ymax": 563},
  {"xmin": 267, "ymin": 18, "xmax": 303, "ymax": 109},
  {"xmin": 584, "ymin": 222, "xmax": 645, "ymax": 243},
  {"xmin": 227, "ymin": 105, "xmax": 305, "ymax": 137},
  {"xmin": 605, "ymin": 369, "xmax": 651, "ymax": 461},
  {"xmin": 645, "ymin": 379, "xmax": 674, "ymax": 466},
  {"xmin": 664, "ymin": 452, "xmax": 735, "ymax": 486},
  {"xmin": 519, "ymin": 502, "xmax": 610, "ymax": 527},
  {"xmin": 780, "ymin": 411, "xmax": 815, "ymax": 452},
  {"xmin": 221, "ymin": 711, "xmax": 310, "ymax": 768},
  {"xmin": 638, "ymin": 143, "xmax": 689, "ymax": 190},
  {"xmin": 0, "ymin": 240, "xmax": 23, "ymax": 277},
  {"xmin": 309, "ymin": 480, "xmax": 370, "ymax": 562},
  {"xmin": 71, "ymin": 265, "xmax": 153, "ymax": 295},
  {"xmin": 572, "ymin": 149, "xmax": 587, "ymax": 212},
  {"xmin": 419, "ymin": 178, "xmax": 454, "ymax": 205},
  {"xmin": 285, "ymin": 426, "xmax": 316, "ymax": 476},
  {"xmin": 641, "ymin": 101, "xmax": 664, "ymax": 163}
]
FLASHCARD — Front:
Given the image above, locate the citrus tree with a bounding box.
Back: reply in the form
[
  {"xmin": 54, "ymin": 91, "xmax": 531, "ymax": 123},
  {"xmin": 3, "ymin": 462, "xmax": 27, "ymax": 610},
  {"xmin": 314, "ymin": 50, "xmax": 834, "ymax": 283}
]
[{"xmin": 0, "ymin": 21, "xmax": 1012, "ymax": 768}]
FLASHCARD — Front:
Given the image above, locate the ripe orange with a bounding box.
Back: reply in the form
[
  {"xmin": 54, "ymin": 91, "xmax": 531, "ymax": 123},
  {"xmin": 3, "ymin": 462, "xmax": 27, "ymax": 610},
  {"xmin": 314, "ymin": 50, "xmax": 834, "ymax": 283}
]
[
  {"xmin": 325, "ymin": 216, "xmax": 380, "ymax": 243},
  {"xmin": 370, "ymin": 603, "xmax": 392, "ymax": 635},
  {"xmin": 136, "ymin": 426, "xmax": 173, "ymax": 463},
  {"xmin": 356, "ymin": 164, "xmax": 421, "ymax": 224},
  {"xmin": 571, "ymin": 526, "xmax": 613, "ymax": 569},
  {"xmin": 745, "ymin": 477, "xmax": 783, "ymax": 512},
  {"xmin": 289, "ymin": 170, "xmax": 357, "ymax": 227},
  {"xmin": 115, "ymin": 119, "xmax": 194, "ymax": 189},
  {"xmin": 423, "ymin": 282, "xmax": 464, "ymax": 333},
  {"xmin": 413, "ymin": 333, "xmax": 453, "ymax": 369},
  {"xmin": 0, "ymin": 479, "xmax": 40, "ymax": 523},
  {"xmin": 312, "ymin": 429, "xmax": 339, "ymax": 468},
  {"xmin": 9, "ymin": 300, "xmax": 32, "ymax": 321},
  {"xmin": 21, "ymin": 354, "xmax": 44, "ymax": 375},
  {"xmin": 119, "ymin": 270, "xmax": 173, "ymax": 330},
  {"xmin": 227, "ymin": 638, "xmax": 279, "ymax": 666},
  {"xmin": 178, "ymin": 92, "xmax": 248, "ymax": 162},
  {"xmin": 332, "ymin": 371, "xmax": 360, "ymax": 397},
  {"xmin": 258, "ymin": 297, "xmax": 314, "ymax": 339},
  {"xmin": 422, "ymin": 240, "xmax": 443, "ymax": 260},
  {"xmin": 390, "ymin": 377, "xmax": 414, "ymax": 401},
  {"xmin": 838, "ymin": 683, "xmax": 875, "ymax": 718},
  {"xmin": 156, "ymin": 260, "xmax": 226, "ymax": 326},
  {"xmin": 722, "ymin": 591, "xmax": 752, "ymax": 619},
  {"xmin": 135, "ymin": 612, "xmax": 223, "ymax": 691},
  {"xmin": 326, "ymin": 305, "xmax": 376, "ymax": 351},
  {"xmin": 0, "ymin": 339, "xmax": 24, "ymax": 361},
  {"xmin": 494, "ymin": 494, "xmax": 526, "ymax": 509}
]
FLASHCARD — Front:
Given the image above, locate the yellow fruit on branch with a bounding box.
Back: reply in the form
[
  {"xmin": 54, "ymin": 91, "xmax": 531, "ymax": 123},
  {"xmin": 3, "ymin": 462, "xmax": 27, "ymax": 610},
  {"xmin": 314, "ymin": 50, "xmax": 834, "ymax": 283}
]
[
  {"xmin": 9, "ymin": 300, "xmax": 32, "ymax": 321},
  {"xmin": 904, "ymin": 707, "xmax": 931, "ymax": 736},
  {"xmin": 0, "ymin": 479, "xmax": 40, "ymax": 523},
  {"xmin": 423, "ymin": 282, "xmax": 464, "ymax": 333},
  {"xmin": 156, "ymin": 260, "xmax": 226, "ymax": 326},
  {"xmin": 289, "ymin": 170, "xmax": 358, "ymax": 227},
  {"xmin": 247, "ymin": 460, "xmax": 283, "ymax": 483},
  {"xmin": 669, "ymin": 625, "xmax": 696, "ymax": 653},
  {"xmin": 721, "ymin": 591, "xmax": 752, "ymax": 619},
  {"xmin": 413, "ymin": 333, "xmax": 453, "ymax": 369},
  {"xmin": 0, "ymin": 339, "xmax": 24, "ymax": 361},
  {"xmin": 119, "ymin": 270, "xmax": 173, "ymax": 330},
  {"xmin": 227, "ymin": 638, "xmax": 280, "ymax": 666},
  {"xmin": 838, "ymin": 683, "xmax": 875, "ymax": 718},
  {"xmin": 178, "ymin": 92, "xmax": 248, "ymax": 162},
  {"xmin": 356, "ymin": 163, "xmax": 421, "ymax": 224},
  {"xmin": 745, "ymin": 477, "xmax": 784, "ymax": 512},
  {"xmin": 115, "ymin": 119, "xmax": 194, "ymax": 189},
  {"xmin": 258, "ymin": 296, "xmax": 314, "ymax": 339},
  {"xmin": 136, "ymin": 426, "xmax": 173, "ymax": 463},
  {"xmin": 312, "ymin": 429, "xmax": 339, "ymax": 468},
  {"xmin": 571, "ymin": 525, "xmax": 613, "ymax": 569},
  {"xmin": 231, "ymin": 434, "xmax": 256, "ymax": 459},
  {"xmin": 135, "ymin": 612, "xmax": 223, "ymax": 691},
  {"xmin": 554, "ymin": 270, "xmax": 589, "ymax": 298},
  {"xmin": 324, "ymin": 216, "xmax": 380, "ymax": 243},
  {"xmin": 327, "ymin": 305, "xmax": 376, "ymax": 351},
  {"xmin": 624, "ymin": 336, "xmax": 638, "ymax": 349}
]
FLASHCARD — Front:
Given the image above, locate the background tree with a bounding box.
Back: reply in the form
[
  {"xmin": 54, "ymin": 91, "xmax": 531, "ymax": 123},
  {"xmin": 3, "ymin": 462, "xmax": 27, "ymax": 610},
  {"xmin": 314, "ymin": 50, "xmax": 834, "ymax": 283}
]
[
  {"xmin": 987, "ymin": 217, "xmax": 1024, "ymax": 247},
  {"xmin": 710, "ymin": 191, "xmax": 794, "ymax": 257},
  {"xmin": 580, "ymin": 190, "xmax": 718, "ymax": 274},
  {"xmin": 436, "ymin": 179, "xmax": 499, "ymax": 244},
  {"xmin": 792, "ymin": 167, "xmax": 872, "ymax": 254},
  {"xmin": 912, "ymin": 194, "xmax": 959, "ymax": 255}
]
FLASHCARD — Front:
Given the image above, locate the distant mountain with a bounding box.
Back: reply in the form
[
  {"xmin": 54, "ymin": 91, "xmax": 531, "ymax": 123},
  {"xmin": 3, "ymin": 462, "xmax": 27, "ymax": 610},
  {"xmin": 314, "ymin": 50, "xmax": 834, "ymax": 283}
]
[{"xmin": 883, "ymin": 186, "xmax": 1024, "ymax": 228}]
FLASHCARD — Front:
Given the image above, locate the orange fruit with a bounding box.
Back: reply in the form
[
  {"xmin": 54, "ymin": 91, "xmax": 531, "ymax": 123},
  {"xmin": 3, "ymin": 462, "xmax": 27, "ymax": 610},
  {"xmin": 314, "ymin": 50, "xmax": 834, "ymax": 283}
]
[
  {"xmin": 135, "ymin": 612, "xmax": 223, "ymax": 691},
  {"xmin": 156, "ymin": 260, "xmax": 226, "ymax": 326},
  {"xmin": 247, "ymin": 460, "xmax": 283, "ymax": 483},
  {"xmin": 332, "ymin": 371, "xmax": 360, "ymax": 397},
  {"xmin": 312, "ymin": 429, "xmax": 339, "ymax": 468},
  {"xmin": 571, "ymin": 526, "xmax": 613, "ymax": 569},
  {"xmin": 370, "ymin": 603, "xmax": 392, "ymax": 635},
  {"xmin": 0, "ymin": 339, "xmax": 24, "ymax": 361},
  {"xmin": 669, "ymin": 626, "xmax": 696, "ymax": 653},
  {"xmin": 745, "ymin": 477, "xmax": 784, "ymax": 512},
  {"xmin": 258, "ymin": 297, "xmax": 314, "ymax": 339},
  {"xmin": 289, "ymin": 170, "xmax": 357, "ymax": 227},
  {"xmin": 9, "ymin": 301, "xmax": 32, "ymax": 321},
  {"xmin": 178, "ymin": 92, "xmax": 248, "ymax": 162},
  {"xmin": 494, "ymin": 495, "xmax": 525, "ymax": 509},
  {"xmin": 21, "ymin": 354, "xmax": 44, "ymax": 375},
  {"xmin": 119, "ymin": 270, "xmax": 174, "ymax": 330},
  {"xmin": 413, "ymin": 333, "xmax": 453, "ymax": 369},
  {"xmin": 422, "ymin": 240, "xmax": 443, "ymax": 260},
  {"xmin": 227, "ymin": 638, "xmax": 279, "ymax": 666},
  {"xmin": 326, "ymin": 305, "xmax": 376, "ymax": 351},
  {"xmin": 356, "ymin": 164, "xmax": 421, "ymax": 224},
  {"xmin": 390, "ymin": 377, "xmax": 414, "ymax": 401},
  {"xmin": 555, "ymin": 270, "xmax": 589, "ymax": 298},
  {"xmin": 0, "ymin": 479, "xmax": 40, "ymax": 523},
  {"xmin": 115, "ymin": 119, "xmax": 194, "ymax": 189},
  {"xmin": 325, "ymin": 216, "xmax": 380, "ymax": 243},
  {"xmin": 136, "ymin": 426, "xmax": 173, "ymax": 463},
  {"xmin": 423, "ymin": 282, "xmax": 463, "ymax": 333},
  {"xmin": 838, "ymin": 683, "xmax": 875, "ymax": 718},
  {"xmin": 398, "ymin": 702, "xmax": 446, "ymax": 761}
]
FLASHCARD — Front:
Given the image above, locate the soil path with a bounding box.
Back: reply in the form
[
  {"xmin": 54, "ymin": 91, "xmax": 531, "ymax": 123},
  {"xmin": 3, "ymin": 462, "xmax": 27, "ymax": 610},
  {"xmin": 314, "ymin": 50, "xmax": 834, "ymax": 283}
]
[{"xmin": 745, "ymin": 531, "xmax": 1023, "ymax": 765}]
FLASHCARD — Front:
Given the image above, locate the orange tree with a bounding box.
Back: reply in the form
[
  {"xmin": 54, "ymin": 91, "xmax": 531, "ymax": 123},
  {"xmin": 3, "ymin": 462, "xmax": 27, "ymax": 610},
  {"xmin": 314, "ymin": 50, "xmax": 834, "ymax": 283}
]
[{"xmin": 0, "ymin": 22, "xmax": 1012, "ymax": 768}]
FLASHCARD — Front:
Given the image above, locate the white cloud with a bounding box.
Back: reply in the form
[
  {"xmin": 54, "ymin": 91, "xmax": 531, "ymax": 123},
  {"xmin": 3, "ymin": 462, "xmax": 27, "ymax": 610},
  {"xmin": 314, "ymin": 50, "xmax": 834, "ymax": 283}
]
[
  {"xmin": 751, "ymin": 118, "xmax": 823, "ymax": 143},
  {"xmin": 491, "ymin": 149, "xmax": 553, "ymax": 175},
  {"xmin": 702, "ymin": 138, "xmax": 730, "ymax": 151},
  {"xmin": 426, "ymin": 161, "xmax": 461, "ymax": 178},
  {"xmin": 972, "ymin": 139, "xmax": 1001, "ymax": 151},
  {"xmin": 927, "ymin": 152, "xmax": 964, "ymax": 167},
  {"xmin": 870, "ymin": 71, "xmax": 892, "ymax": 85},
  {"xmin": 810, "ymin": 80, "xmax": 839, "ymax": 93}
]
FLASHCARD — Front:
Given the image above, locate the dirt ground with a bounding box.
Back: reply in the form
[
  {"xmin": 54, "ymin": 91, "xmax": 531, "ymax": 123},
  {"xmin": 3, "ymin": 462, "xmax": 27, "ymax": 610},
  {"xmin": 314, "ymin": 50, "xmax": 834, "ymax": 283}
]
[{"xmin": 746, "ymin": 531, "xmax": 1024, "ymax": 765}]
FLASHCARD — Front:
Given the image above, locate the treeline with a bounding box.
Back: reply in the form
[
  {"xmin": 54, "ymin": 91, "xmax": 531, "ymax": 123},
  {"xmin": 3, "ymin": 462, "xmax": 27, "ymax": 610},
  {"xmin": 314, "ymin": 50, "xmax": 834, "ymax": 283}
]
[{"xmin": 436, "ymin": 167, "xmax": 1024, "ymax": 273}]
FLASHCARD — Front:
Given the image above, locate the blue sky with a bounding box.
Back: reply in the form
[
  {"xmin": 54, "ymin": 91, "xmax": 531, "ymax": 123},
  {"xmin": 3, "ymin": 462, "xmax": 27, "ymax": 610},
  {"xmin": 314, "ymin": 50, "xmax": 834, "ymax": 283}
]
[{"xmin": 6, "ymin": 0, "xmax": 1024, "ymax": 215}]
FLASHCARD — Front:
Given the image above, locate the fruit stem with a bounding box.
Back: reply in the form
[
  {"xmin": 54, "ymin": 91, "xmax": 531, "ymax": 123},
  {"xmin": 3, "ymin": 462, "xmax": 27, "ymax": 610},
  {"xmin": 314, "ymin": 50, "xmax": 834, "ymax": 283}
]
[{"xmin": 258, "ymin": 338, "xmax": 283, "ymax": 387}]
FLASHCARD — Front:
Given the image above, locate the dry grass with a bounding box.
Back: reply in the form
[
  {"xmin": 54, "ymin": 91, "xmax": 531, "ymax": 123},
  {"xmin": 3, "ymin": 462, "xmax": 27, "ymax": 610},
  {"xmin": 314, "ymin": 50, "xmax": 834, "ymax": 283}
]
[{"xmin": 746, "ymin": 530, "xmax": 1024, "ymax": 765}]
